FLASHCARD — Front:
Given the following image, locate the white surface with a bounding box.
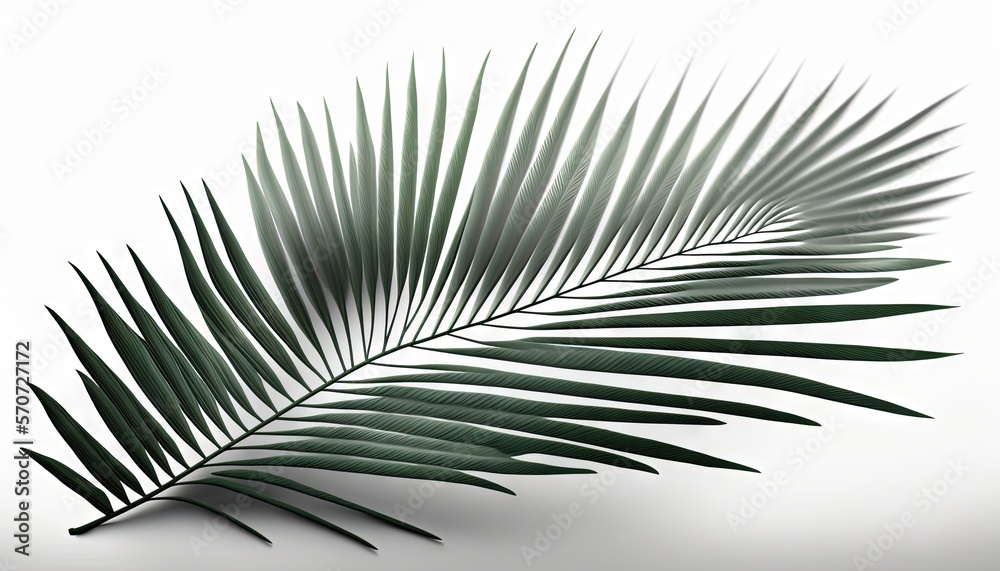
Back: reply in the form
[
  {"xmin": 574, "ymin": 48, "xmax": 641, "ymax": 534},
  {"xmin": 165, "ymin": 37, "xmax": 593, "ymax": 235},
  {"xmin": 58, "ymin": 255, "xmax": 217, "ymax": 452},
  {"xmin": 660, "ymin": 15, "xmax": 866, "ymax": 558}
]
[{"xmin": 2, "ymin": 0, "xmax": 998, "ymax": 569}]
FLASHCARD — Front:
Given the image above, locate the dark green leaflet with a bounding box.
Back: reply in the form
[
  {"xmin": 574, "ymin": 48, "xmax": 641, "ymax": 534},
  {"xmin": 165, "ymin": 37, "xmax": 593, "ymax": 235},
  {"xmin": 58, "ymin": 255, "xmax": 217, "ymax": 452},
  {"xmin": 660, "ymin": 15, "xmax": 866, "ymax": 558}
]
[
  {"xmin": 341, "ymin": 364, "xmax": 818, "ymax": 425},
  {"xmin": 403, "ymin": 53, "xmax": 448, "ymax": 338},
  {"xmin": 391, "ymin": 58, "xmax": 420, "ymax": 342},
  {"xmin": 624, "ymin": 257, "xmax": 945, "ymax": 283},
  {"xmin": 525, "ymin": 336, "xmax": 955, "ymax": 361},
  {"xmin": 515, "ymin": 303, "xmax": 949, "ymax": 330},
  {"xmin": 437, "ymin": 341, "xmax": 928, "ymax": 417},
  {"xmin": 25, "ymin": 449, "xmax": 113, "ymax": 515},
  {"xmin": 553, "ymin": 277, "xmax": 895, "ymax": 314},
  {"xmin": 377, "ymin": 69, "xmax": 396, "ymax": 345}
]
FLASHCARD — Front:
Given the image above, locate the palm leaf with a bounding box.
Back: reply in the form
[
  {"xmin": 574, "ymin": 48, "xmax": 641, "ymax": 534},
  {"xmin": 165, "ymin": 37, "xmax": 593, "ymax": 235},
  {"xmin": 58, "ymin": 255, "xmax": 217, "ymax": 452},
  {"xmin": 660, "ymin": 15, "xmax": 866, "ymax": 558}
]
[{"xmin": 33, "ymin": 37, "xmax": 963, "ymax": 550}]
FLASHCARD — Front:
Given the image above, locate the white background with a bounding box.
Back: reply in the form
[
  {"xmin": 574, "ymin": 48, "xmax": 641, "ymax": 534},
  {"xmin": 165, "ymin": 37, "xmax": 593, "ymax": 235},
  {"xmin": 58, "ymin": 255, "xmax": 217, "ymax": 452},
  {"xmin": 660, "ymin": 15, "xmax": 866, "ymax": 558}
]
[{"xmin": 2, "ymin": 0, "xmax": 999, "ymax": 569}]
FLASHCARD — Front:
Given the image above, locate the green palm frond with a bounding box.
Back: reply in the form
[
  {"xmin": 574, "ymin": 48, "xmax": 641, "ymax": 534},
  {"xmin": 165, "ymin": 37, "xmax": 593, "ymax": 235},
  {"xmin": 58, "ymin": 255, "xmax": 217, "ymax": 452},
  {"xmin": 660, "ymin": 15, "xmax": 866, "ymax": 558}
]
[{"xmin": 30, "ymin": 36, "xmax": 964, "ymax": 549}]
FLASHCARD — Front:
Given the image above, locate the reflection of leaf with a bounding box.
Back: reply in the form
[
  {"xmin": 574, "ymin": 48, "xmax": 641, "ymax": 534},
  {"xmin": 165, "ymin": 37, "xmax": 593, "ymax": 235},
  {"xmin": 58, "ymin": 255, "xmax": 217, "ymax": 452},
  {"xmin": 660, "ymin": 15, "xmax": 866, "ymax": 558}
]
[{"xmin": 33, "ymin": 36, "xmax": 962, "ymax": 549}]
